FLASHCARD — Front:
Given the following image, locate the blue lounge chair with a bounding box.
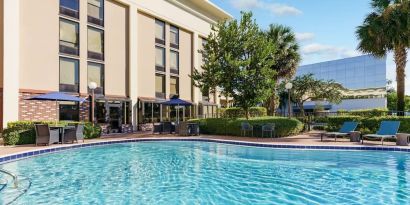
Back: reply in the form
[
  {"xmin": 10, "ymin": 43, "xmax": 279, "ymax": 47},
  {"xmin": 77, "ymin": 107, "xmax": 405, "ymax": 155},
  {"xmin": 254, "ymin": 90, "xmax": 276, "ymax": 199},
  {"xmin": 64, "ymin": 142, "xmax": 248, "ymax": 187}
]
[
  {"xmin": 362, "ymin": 121, "xmax": 400, "ymax": 145},
  {"xmin": 321, "ymin": 121, "xmax": 358, "ymax": 141}
]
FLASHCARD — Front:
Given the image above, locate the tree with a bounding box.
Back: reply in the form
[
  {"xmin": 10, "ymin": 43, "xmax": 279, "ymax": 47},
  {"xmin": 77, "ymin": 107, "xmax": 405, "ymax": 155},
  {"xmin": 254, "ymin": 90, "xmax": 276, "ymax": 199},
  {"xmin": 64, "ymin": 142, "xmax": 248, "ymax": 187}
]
[
  {"xmin": 191, "ymin": 12, "xmax": 277, "ymax": 119},
  {"xmin": 356, "ymin": 0, "xmax": 410, "ymax": 115},
  {"xmin": 263, "ymin": 24, "xmax": 301, "ymax": 115},
  {"xmin": 284, "ymin": 74, "xmax": 344, "ymax": 116},
  {"xmin": 387, "ymin": 91, "xmax": 410, "ymax": 111}
]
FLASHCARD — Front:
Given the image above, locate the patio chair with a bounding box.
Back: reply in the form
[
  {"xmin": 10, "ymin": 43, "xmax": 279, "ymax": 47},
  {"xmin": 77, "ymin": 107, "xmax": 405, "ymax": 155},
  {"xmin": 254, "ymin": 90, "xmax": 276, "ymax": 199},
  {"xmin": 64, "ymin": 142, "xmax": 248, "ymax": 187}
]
[
  {"xmin": 177, "ymin": 121, "xmax": 190, "ymax": 136},
  {"xmin": 163, "ymin": 122, "xmax": 173, "ymax": 134},
  {"xmin": 153, "ymin": 123, "xmax": 163, "ymax": 134},
  {"xmin": 64, "ymin": 124, "xmax": 85, "ymax": 143},
  {"xmin": 35, "ymin": 124, "xmax": 60, "ymax": 146},
  {"xmin": 362, "ymin": 121, "xmax": 400, "ymax": 145},
  {"xmin": 321, "ymin": 121, "xmax": 358, "ymax": 142},
  {"xmin": 262, "ymin": 124, "xmax": 275, "ymax": 138},
  {"xmin": 241, "ymin": 122, "xmax": 253, "ymax": 137}
]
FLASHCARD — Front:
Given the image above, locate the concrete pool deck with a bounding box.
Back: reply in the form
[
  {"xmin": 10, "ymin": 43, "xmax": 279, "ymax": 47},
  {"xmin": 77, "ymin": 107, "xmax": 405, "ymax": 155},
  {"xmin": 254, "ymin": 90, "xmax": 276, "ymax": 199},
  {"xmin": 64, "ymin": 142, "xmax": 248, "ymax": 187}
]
[{"xmin": 0, "ymin": 131, "xmax": 409, "ymax": 157}]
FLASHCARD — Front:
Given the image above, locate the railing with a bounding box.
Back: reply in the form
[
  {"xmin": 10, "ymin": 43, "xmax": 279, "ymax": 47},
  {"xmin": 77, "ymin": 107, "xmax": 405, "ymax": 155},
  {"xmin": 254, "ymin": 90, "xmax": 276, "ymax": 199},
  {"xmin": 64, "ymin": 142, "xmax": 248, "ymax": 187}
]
[
  {"xmin": 155, "ymin": 92, "xmax": 166, "ymax": 99},
  {"xmin": 155, "ymin": 66, "xmax": 166, "ymax": 72},
  {"xmin": 170, "ymin": 68, "xmax": 179, "ymax": 75},
  {"xmin": 60, "ymin": 44, "xmax": 79, "ymax": 56},
  {"xmin": 60, "ymin": 83, "xmax": 79, "ymax": 93},
  {"xmin": 60, "ymin": 6, "xmax": 79, "ymax": 19},
  {"xmin": 155, "ymin": 38, "xmax": 165, "ymax": 45},
  {"xmin": 170, "ymin": 43, "xmax": 179, "ymax": 49},
  {"xmin": 88, "ymin": 51, "xmax": 104, "ymax": 61},
  {"xmin": 0, "ymin": 168, "xmax": 18, "ymax": 188},
  {"xmin": 88, "ymin": 16, "xmax": 104, "ymax": 27}
]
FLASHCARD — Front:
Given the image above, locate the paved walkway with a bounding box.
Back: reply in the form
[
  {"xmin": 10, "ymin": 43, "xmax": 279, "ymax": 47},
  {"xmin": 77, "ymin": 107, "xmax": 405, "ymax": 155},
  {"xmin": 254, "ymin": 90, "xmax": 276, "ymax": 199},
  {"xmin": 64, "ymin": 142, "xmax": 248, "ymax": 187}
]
[{"xmin": 0, "ymin": 131, "xmax": 406, "ymax": 157}]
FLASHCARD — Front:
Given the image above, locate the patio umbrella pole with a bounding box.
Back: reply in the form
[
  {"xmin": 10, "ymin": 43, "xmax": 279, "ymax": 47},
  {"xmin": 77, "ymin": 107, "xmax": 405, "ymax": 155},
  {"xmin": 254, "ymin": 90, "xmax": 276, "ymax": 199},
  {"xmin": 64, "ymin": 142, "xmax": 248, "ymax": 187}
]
[{"xmin": 55, "ymin": 99, "xmax": 58, "ymax": 126}]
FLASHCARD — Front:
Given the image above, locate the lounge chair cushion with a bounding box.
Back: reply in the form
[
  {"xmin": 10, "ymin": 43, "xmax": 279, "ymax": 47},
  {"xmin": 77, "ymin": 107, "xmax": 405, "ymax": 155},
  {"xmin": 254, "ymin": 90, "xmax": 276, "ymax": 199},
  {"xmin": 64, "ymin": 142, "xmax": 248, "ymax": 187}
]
[
  {"xmin": 325, "ymin": 132, "xmax": 350, "ymax": 136},
  {"xmin": 339, "ymin": 122, "xmax": 358, "ymax": 133},
  {"xmin": 363, "ymin": 134, "xmax": 396, "ymax": 139},
  {"xmin": 376, "ymin": 121, "xmax": 400, "ymax": 135}
]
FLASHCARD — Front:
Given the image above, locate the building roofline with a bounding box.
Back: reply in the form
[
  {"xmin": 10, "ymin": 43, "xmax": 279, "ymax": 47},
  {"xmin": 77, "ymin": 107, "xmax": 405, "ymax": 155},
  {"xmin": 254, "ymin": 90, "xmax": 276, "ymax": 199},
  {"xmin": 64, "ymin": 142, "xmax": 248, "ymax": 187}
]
[
  {"xmin": 165, "ymin": 0, "xmax": 232, "ymax": 24},
  {"xmin": 299, "ymin": 54, "xmax": 386, "ymax": 67}
]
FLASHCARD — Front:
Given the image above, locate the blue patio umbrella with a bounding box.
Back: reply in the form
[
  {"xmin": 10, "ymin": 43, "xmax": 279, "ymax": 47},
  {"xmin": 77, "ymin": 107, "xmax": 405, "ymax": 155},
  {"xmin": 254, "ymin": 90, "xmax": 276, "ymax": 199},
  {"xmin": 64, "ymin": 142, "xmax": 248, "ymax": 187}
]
[
  {"xmin": 162, "ymin": 97, "xmax": 192, "ymax": 122},
  {"xmin": 27, "ymin": 92, "xmax": 87, "ymax": 123},
  {"xmin": 27, "ymin": 92, "xmax": 87, "ymax": 102}
]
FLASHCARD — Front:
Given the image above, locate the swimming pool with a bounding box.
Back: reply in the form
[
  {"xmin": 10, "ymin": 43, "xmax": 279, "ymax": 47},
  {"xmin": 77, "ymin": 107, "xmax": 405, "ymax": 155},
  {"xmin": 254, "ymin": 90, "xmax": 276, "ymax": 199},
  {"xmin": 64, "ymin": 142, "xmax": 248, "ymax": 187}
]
[{"xmin": 1, "ymin": 141, "xmax": 409, "ymax": 204}]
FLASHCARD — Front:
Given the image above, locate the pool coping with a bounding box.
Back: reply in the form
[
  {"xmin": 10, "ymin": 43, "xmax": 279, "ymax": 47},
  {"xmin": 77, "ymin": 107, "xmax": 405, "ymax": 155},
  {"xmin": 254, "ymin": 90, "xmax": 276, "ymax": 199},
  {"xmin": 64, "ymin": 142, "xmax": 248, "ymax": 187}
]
[{"xmin": 1, "ymin": 137, "xmax": 410, "ymax": 165}]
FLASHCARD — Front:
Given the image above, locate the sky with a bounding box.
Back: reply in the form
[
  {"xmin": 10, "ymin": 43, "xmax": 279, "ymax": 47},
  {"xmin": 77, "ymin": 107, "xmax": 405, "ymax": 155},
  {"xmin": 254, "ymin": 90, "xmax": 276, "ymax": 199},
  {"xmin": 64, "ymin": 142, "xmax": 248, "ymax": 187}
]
[{"xmin": 211, "ymin": 0, "xmax": 409, "ymax": 94}]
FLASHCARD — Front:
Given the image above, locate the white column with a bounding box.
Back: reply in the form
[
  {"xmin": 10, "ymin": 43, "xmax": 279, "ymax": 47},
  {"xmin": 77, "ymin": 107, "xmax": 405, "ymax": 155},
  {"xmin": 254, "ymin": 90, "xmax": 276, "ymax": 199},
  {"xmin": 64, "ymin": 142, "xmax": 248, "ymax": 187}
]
[
  {"xmin": 129, "ymin": 5, "xmax": 139, "ymax": 130},
  {"xmin": 3, "ymin": 0, "xmax": 20, "ymax": 128},
  {"xmin": 192, "ymin": 32, "xmax": 200, "ymax": 104}
]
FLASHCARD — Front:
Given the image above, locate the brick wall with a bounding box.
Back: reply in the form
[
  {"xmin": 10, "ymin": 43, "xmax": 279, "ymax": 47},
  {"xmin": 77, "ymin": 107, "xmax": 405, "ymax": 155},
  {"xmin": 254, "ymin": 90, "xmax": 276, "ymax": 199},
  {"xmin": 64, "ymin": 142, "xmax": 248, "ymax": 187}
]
[
  {"xmin": 19, "ymin": 92, "xmax": 58, "ymax": 121},
  {"xmin": 19, "ymin": 92, "xmax": 90, "ymax": 122},
  {"xmin": 79, "ymin": 101, "xmax": 90, "ymax": 121}
]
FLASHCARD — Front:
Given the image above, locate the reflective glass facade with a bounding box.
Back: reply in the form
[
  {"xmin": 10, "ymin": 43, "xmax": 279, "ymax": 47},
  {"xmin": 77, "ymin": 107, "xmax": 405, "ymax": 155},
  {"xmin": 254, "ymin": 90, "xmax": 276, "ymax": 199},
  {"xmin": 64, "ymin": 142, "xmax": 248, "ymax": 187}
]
[{"xmin": 297, "ymin": 55, "xmax": 386, "ymax": 90}]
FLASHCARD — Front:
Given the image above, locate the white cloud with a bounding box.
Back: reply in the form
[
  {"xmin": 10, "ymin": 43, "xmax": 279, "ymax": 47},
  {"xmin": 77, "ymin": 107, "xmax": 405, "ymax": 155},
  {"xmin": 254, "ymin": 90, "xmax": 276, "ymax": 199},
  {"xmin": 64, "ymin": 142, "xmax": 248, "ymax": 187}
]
[
  {"xmin": 230, "ymin": 0, "xmax": 302, "ymax": 16},
  {"xmin": 295, "ymin": 32, "xmax": 315, "ymax": 41},
  {"xmin": 301, "ymin": 43, "xmax": 360, "ymax": 58}
]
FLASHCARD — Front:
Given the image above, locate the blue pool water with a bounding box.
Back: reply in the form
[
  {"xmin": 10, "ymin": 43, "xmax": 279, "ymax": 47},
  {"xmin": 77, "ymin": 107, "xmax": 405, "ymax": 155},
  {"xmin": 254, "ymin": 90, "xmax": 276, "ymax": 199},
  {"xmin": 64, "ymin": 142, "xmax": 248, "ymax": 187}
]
[{"xmin": 1, "ymin": 141, "xmax": 410, "ymax": 204}]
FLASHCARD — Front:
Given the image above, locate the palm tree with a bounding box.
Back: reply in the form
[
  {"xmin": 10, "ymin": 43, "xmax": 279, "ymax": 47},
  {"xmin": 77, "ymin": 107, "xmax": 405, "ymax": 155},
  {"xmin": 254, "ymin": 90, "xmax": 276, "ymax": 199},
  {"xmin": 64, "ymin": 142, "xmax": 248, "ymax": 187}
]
[
  {"xmin": 264, "ymin": 24, "xmax": 301, "ymax": 115},
  {"xmin": 356, "ymin": 0, "xmax": 409, "ymax": 115}
]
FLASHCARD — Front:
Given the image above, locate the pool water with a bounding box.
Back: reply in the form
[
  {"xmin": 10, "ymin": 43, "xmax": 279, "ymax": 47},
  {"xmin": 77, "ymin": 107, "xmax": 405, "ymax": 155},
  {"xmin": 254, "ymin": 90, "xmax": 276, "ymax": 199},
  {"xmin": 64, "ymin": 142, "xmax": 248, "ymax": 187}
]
[{"xmin": 1, "ymin": 141, "xmax": 410, "ymax": 204}]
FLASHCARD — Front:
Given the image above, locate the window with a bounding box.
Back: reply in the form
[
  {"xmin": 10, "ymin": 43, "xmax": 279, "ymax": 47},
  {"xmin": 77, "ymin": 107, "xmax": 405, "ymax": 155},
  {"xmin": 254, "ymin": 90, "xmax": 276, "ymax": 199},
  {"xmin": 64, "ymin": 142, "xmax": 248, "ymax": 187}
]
[
  {"xmin": 59, "ymin": 19, "xmax": 79, "ymax": 56},
  {"xmin": 170, "ymin": 51, "xmax": 179, "ymax": 74},
  {"xmin": 155, "ymin": 20, "xmax": 165, "ymax": 44},
  {"xmin": 88, "ymin": 27, "xmax": 104, "ymax": 60},
  {"xmin": 155, "ymin": 74, "xmax": 165, "ymax": 98},
  {"xmin": 60, "ymin": 0, "xmax": 79, "ymax": 18},
  {"xmin": 59, "ymin": 57, "xmax": 79, "ymax": 92},
  {"xmin": 170, "ymin": 25, "xmax": 179, "ymax": 48},
  {"xmin": 88, "ymin": 63, "xmax": 104, "ymax": 94},
  {"xmin": 170, "ymin": 77, "xmax": 179, "ymax": 97},
  {"xmin": 88, "ymin": 0, "xmax": 104, "ymax": 26},
  {"xmin": 155, "ymin": 46, "xmax": 165, "ymax": 72},
  {"xmin": 59, "ymin": 102, "xmax": 79, "ymax": 121}
]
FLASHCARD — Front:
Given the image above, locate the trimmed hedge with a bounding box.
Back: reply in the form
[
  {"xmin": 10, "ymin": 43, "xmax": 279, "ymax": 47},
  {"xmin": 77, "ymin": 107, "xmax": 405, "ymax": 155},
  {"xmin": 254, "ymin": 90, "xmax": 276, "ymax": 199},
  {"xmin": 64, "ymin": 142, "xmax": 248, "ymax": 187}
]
[
  {"xmin": 3, "ymin": 121, "xmax": 102, "ymax": 146},
  {"xmin": 219, "ymin": 107, "xmax": 267, "ymax": 118},
  {"xmin": 316, "ymin": 116, "xmax": 410, "ymax": 135},
  {"xmin": 190, "ymin": 117, "xmax": 304, "ymax": 137},
  {"xmin": 336, "ymin": 108, "xmax": 389, "ymax": 117}
]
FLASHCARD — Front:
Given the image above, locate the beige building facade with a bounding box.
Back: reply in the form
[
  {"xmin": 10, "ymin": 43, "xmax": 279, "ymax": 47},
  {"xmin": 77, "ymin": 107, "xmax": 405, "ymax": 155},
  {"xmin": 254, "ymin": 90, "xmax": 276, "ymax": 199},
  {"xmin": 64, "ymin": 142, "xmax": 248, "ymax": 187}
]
[{"xmin": 0, "ymin": 0, "xmax": 231, "ymax": 132}]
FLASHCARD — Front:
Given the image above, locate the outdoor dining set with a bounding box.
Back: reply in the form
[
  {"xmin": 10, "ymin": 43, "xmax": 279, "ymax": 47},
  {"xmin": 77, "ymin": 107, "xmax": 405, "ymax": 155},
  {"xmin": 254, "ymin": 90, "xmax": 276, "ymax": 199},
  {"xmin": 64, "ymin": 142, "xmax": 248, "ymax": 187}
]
[
  {"xmin": 153, "ymin": 121, "xmax": 200, "ymax": 136},
  {"xmin": 34, "ymin": 124, "xmax": 84, "ymax": 146}
]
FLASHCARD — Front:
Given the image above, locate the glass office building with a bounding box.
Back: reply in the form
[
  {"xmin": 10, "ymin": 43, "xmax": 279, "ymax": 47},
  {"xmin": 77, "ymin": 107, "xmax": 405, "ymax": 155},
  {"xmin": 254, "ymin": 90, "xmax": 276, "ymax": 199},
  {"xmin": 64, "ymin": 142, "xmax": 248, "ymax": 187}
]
[{"xmin": 295, "ymin": 55, "xmax": 387, "ymax": 111}]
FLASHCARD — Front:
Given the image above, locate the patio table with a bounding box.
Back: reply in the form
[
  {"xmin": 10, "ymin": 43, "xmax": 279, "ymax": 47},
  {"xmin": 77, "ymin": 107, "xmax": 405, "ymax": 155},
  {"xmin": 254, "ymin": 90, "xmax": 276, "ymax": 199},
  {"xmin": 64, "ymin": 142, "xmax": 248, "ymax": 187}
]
[
  {"xmin": 396, "ymin": 133, "xmax": 410, "ymax": 146},
  {"xmin": 50, "ymin": 126, "xmax": 76, "ymax": 144}
]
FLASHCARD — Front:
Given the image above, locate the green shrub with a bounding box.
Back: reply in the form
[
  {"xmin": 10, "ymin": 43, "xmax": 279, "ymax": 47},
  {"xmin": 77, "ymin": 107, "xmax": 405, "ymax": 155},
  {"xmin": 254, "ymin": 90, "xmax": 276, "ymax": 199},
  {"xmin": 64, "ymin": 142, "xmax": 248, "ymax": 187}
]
[
  {"xmin": 337, "ymin": 108, "xmax": 388, "ymax": 117},
  {"xmin": 3, "ymin": 130, "xmax": 20, "ymax": 145},
  {"xmin": 222, "ymin": 107, "xmax": 267, "ymax": 118},
  {"xmin": 190, "ymin": 117, "xmax": 304, "ymax": 137},
  {"xmin": 3, "ymin": 121, "xmax": 101, "ymax": 145},
  {"xmin": 84, "ymin": 123, "xmax": 102, "ymax": 139}
]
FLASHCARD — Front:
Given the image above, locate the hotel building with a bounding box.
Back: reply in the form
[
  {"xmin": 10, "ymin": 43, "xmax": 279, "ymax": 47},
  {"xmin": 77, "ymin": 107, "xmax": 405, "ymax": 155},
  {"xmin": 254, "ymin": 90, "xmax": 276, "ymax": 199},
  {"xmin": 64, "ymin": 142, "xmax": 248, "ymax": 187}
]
[
  {"xmin": 295, "ymin": 55, "xmax": 387, "ymax": 112},
  {"xmin": 0, "ymin": 0, "xmax": 231, "ymax": 132}
]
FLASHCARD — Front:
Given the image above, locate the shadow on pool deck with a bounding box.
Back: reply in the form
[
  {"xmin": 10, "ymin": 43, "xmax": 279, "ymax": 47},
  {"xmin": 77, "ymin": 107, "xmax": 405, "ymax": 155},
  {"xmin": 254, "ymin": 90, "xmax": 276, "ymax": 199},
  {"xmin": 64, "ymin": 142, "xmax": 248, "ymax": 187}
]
[{"xmin": 0, "ymin": 131, "xmax": 405, "ymax": 157}]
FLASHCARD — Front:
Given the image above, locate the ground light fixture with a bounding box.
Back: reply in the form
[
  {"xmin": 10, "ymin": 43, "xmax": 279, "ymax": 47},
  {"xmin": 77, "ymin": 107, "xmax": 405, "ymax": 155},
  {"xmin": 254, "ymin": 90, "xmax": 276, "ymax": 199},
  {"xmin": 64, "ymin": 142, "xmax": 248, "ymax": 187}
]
[
  {"xmin": 88, "ymin": 82, "xmax": 98, "ymax": 124},
  {"xmin": 285, "ymin": 82, "xmax": 293, "ymax": 118}
]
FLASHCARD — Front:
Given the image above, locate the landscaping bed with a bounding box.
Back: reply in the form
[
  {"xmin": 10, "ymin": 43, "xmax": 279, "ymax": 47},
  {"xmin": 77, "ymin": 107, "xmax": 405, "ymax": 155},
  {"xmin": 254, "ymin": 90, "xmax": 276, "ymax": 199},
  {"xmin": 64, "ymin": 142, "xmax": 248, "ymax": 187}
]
[
  {"xmin": 2, "ymin": 121, "xmax": 102, "ymax": 146},
  {"xmin": 190, "ymin": 117, "xmax": 304, "ymax": 137}
]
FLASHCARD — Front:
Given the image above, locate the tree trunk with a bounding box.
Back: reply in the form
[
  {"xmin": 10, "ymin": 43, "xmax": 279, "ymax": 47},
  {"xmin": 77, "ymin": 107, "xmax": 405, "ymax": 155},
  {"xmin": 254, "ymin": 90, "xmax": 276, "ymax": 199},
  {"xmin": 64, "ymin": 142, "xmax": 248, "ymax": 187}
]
[
  {"xmin": 394, "ymin": 46, "xmax": 407, "ymax": 116},
  {"xmin": 245, "ymin": 108, "xmax": 249, "ymax": 120},
  {"xmin": 298, "ymin": 103, "xmax": 305, "ymax": 117}
]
